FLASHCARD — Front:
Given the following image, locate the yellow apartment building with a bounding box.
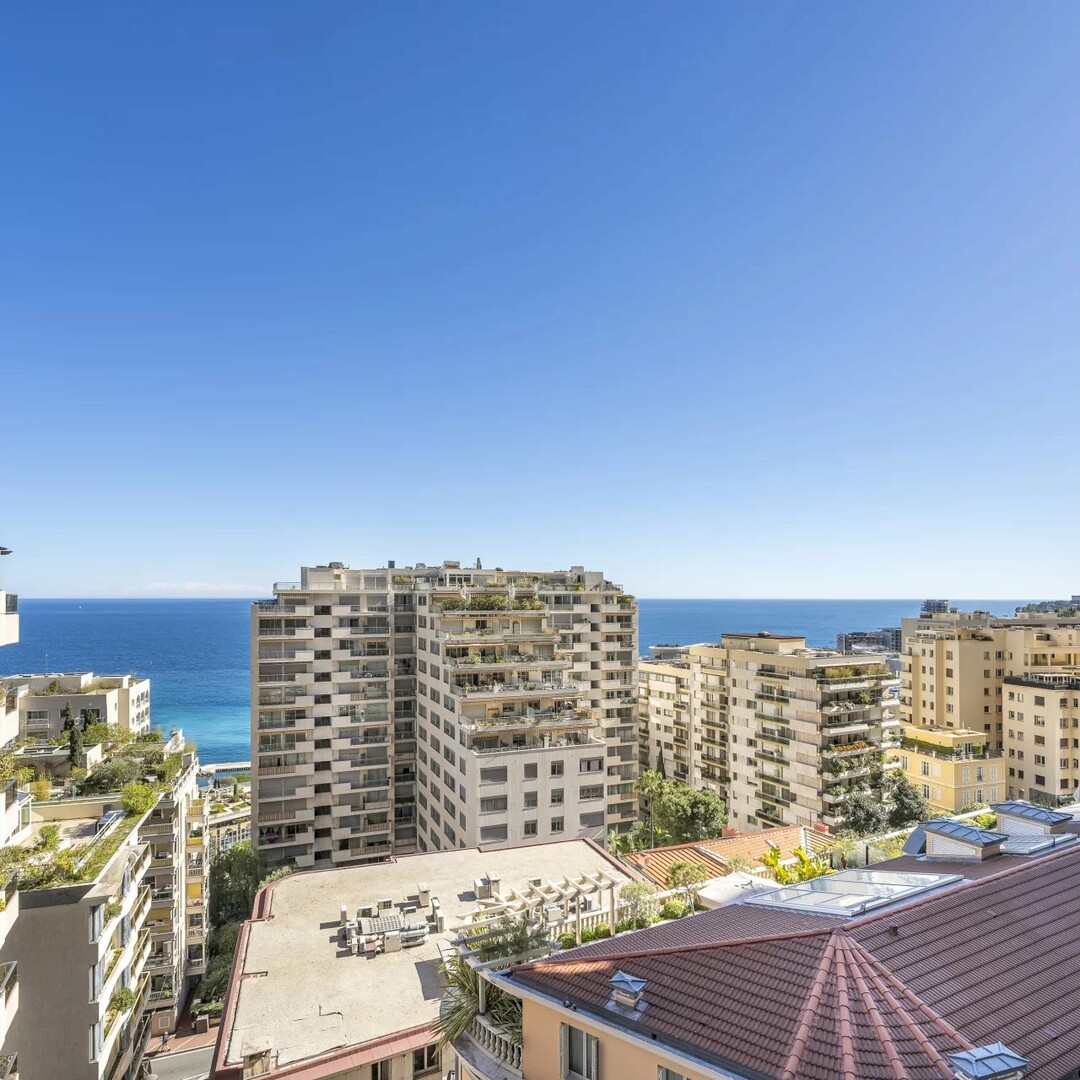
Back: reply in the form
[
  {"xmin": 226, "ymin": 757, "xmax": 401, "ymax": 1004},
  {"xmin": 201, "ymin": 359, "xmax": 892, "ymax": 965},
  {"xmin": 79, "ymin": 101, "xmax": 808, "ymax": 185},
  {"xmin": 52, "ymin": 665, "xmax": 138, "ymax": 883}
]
[{"xmin": 899, "ymin": 607, "xmax": 1080, "ymax": 807}]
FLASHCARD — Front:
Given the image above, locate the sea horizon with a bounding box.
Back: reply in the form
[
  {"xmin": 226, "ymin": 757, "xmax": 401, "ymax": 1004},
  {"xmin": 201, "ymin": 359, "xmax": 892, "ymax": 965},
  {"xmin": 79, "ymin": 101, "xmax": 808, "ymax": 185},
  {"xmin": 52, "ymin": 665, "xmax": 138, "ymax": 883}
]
[{"xmin": 2, "ymin": 596, "xmax": 1037, "ymax": 764}]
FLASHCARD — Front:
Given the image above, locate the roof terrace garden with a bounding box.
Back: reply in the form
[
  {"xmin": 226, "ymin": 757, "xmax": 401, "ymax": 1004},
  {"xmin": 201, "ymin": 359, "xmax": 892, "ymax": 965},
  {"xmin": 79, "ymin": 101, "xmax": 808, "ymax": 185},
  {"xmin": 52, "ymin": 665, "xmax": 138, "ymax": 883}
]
[{"xmin": 436, "ymin": 595, "xmax": 547, "ymax": 613}]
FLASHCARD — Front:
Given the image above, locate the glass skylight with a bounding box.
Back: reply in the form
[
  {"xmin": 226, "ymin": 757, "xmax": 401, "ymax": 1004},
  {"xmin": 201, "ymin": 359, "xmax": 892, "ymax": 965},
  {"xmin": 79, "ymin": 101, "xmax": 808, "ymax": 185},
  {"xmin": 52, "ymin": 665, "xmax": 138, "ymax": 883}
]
[{"xmin": 744, "ymin": 868, "xmax": 963, "ymax": 917}]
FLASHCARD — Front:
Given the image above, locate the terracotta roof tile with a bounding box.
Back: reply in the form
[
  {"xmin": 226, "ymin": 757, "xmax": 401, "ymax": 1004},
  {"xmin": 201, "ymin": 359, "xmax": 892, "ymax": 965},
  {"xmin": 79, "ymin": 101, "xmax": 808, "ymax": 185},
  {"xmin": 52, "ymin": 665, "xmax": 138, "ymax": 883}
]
[
  {"xmin": 513, "ymin": 844, "xmax": 1080, "ymax": 1079},
  {"xmin": 622, "ymin": 825, "xmax": 829, "ymax": 887}
]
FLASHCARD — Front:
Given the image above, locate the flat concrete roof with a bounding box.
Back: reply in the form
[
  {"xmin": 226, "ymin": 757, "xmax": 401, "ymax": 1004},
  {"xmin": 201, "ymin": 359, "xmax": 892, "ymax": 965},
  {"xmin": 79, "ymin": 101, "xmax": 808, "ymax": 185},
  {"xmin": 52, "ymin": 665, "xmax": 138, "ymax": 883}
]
[{"xmin": 223, "ymin": 840, "xmax": 632, "ymax": 1073}]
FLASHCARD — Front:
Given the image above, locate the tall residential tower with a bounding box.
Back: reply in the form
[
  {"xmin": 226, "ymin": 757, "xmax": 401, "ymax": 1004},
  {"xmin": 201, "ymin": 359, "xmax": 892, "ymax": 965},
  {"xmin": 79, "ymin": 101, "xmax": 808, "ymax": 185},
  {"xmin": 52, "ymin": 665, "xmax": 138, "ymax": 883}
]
[{"xmin": 252, "ymin": 561, "xmax": 638, "ymax": 869}]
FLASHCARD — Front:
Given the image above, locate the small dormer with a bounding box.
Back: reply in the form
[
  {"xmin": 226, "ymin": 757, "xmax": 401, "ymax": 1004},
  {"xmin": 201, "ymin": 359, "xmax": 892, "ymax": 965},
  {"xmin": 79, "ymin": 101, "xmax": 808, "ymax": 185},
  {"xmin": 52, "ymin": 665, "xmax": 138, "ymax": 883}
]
[
  {"xmin": 920, "ymin": 820, "xmax": 1007, "ymax": 861},
  {"xmin": 946, "ymin": 1042, "xmax": 1028, "ymax": 1080},
  {"xmin": 991, "ymin": 801, "xmax": 1072, "ymax": 837},
  {"xmin": 606, "ymin": 971, "xmax": 647, "ymax": 1016}
]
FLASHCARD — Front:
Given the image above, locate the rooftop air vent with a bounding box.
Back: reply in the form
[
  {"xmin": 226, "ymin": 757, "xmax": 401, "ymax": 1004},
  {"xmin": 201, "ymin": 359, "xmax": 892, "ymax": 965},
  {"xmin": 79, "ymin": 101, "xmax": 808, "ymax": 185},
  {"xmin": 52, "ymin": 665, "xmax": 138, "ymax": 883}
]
[
  {"xmin": 946, "ymin": 1042, "xmax": 1028, "ymax": 1080},
  {"xmin": 607, "ymin": 971, "xmax": 647, "ymax": 1014}
]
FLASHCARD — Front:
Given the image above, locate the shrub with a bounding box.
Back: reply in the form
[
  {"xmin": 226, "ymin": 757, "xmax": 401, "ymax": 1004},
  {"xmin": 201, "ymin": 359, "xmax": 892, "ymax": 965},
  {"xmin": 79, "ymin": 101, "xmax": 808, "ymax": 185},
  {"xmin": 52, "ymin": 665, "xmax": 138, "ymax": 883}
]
[
  {"xmin": 122, "ymin": 783, "xmax": 158, "ymax": 815},
  {"xmin": 29, "ymin": 779, "xmax": 51, "ymax": 802},
  {"xmin": 660, "ymin": 899, "xmax": 689, "ymax": 920},
  {"xmin": 558, "ymin": 932, "xmax": 578, "ymax": 950},
  {"xmin": 104, "ymin": 901, "xmax": 123, "ymax": 923},
  {"xmin": 579, "ymin": 925, "xmax": 611, "ymax": 943},
  {"xmin": 110, "ymin": 986, "xmax": 137, "ymax": 1014}
]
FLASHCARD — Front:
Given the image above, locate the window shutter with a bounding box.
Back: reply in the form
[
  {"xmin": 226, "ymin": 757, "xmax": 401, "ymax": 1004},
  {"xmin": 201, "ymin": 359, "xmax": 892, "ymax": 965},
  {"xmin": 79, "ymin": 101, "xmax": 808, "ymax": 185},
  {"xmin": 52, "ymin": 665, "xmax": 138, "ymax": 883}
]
[
  {"xmin": 587, "ymin": 1033, "xmax": 599, "ymax": 1080},
  {"xmin": 560, "ymin": 1024, "xmax": 568, "ymax": 1079}
]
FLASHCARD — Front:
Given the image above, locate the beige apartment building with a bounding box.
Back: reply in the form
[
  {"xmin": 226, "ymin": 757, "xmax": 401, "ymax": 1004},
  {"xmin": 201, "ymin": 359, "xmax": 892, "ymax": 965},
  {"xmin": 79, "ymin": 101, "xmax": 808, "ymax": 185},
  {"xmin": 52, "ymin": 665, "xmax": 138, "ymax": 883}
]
[
  {"xmin": 4, "ymin": 672, "xmax": 151, "ymax": 741},
  {"xmin": 899, "ymin": 607, "xmax": 1080, "ymax": 807},
  {"xmin": 252, "ymin": 561, "xmax": 638, "ymax": 869},
  {"xmin": 639, "ymin": 634, "xmax": 902, "ymax": 832}
]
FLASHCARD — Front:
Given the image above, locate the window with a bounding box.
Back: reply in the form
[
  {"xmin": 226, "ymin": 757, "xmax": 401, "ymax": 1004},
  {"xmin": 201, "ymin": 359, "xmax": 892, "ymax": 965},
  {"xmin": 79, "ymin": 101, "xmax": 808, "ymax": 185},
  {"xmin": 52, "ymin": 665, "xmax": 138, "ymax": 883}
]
[
  {"xmin": 371, "ymin": 1061, "xmax": 391, "ymax": 1080},
  {"xmin": 523, "ymin": 763, "xmax": 538, "ymax": 780},
  {"xmin": 579, "ymin": 811, "xmax": 605, "ymax": 829},
  {"xmin": 580, "ymin": 758, "xmax": 604, "ymax": 773},
  {"xmin": 89, "ymin": 904, "xmax": 104, "ymax": 943},
  {"xmin": 524, "ymin": 791, "xmax": 538, "ymax": 809},
  {"xmin": 562, "ymin": 1024, "xmax": 598, "ymax": 1080},
  {"xmin": 413, "ymin": 1045, "xmax": 439, "ymax": 1075},
  {"xmin": 579, "ymin": 785, "xmax": 604, "ymax": 801},
  {"xmin": 551, "ymin": 761, "xmax": 565, "ymax": 777},
  {"xmin": 659, "ymin": 1070, "xmax": 688, "ymax": 1080},
  {"xmin": 551, "ymin": 789, "xmax": 564, "ymax": 805},
  {"xmin": 480, "ymin": 767, "xmax": 507, "ymax": 784},
  {"xmin": 524, "ymin": 820, "xmax": 538, "ymax": 837},
  {"xmin": 480, "ymin": 796, "xmax": 507, "ymax": 814},
  {"xmin": 550, "ymin": 817, "xmax": 565, "ymax": 833},
  {"xmin": 480, "ymin": 824, "xmax": 508, "ymax": 843},
  {"xmin": 90, "ymin": 1021, "xmax": 103, "ymax": 1061}
]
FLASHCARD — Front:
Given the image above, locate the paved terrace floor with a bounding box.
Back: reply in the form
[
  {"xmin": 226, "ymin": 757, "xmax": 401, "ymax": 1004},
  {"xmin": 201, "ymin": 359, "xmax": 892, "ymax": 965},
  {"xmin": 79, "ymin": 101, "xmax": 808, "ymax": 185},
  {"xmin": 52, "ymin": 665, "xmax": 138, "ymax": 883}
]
[{"xmin": 223, "ymin": 840, "xmax": 632, "ymax": 1073}]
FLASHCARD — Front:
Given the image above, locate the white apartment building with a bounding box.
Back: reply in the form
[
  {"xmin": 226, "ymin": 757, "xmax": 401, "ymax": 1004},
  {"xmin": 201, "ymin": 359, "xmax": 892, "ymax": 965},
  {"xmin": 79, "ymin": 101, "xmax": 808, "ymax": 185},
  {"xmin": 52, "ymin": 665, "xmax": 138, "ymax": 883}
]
[
  {"xmin": 0, "ymin": 573, "xmax": 21, "ymax": 1075},
  {"xmin": 0, "ymin": 734, "xmax": 205, "ymax": 1080},
  {"xmin": 4, "ymin": 672, "xmax": 151, "ymax": 741},
  {"xmin": 252, "ymin": 561, "xmax": 638, "ymax": 869}
]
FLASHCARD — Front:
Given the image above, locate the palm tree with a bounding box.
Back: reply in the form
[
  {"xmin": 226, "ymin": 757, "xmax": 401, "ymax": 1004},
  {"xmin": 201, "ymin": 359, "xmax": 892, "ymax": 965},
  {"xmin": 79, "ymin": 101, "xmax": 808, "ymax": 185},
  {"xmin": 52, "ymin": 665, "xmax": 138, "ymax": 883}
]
[
  {"xmin": 635, "ymin": 769, "xmax": 667, "ymax": 848},
  {"xmin": 435, "ymin": 952, "xmax": 523, "ymax": 1048}
]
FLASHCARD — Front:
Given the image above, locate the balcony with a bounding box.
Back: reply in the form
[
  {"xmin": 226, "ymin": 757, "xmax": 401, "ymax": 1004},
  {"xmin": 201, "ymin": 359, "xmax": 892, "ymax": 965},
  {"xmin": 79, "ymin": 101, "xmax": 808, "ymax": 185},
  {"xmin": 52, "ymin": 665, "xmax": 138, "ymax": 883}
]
[
  {"xmin": 452, "ymin": 680, "xmax": 585, "ymax": 701},
  {"xmin": 758, "ymin": 726, "xmax": 793, "ymax": 744}
]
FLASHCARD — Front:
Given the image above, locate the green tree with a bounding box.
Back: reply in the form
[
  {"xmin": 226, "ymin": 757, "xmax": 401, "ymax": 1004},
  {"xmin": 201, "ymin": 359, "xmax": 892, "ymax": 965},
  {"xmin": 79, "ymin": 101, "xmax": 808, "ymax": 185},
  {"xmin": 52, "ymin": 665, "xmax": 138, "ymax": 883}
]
[
  {"xmin": 655, "ymin": 785, "xmax": 727, "ymax": 844},
  {"xmin": 121, "ymin": 782, "xmax": 158, "ymax": 815},
  {"xmin": 60, "ymin": 702, "xmax": 76, "ymax": 732},
  {"xmin": 619, "ymin": 881, "xmax": 658, "ymax": 929},
  {"xmin": 635, "ymin": 770, "xmax": 667, "ymax": 847},
  {"xmin": 467, "ymin": 914, "xmax": 550, "ymax": 962},
  {"xmin": 654, "ymin": 751, "xmax": 667, "ymax": 779},
  {"xmin": 887, "ymin": 775, "xmax": 931, "ymax": 829},
  {"xmin": 667, "ymin": 860, "xmax": 709, "ymax": 908},
  {"xmin": 208, "ymin": 842, "xmax": 264, "ymax": 928},
  {"xmin": 434, "ymin": 952, "xmax": 522, "ymax": 1049},
  {"xmin": 77, "ymin": 757, "xmax": 143, "ymax": 794},
  {"xmin": 840, "ymin": 792, "xmax": 889, "ymax": 837},
  {"xmin": 67, "ymin": 724, "xmax": 86, "ymax": 769},
  {"xmin": 760, "ymin": 845, "xmax": 831, "ymax": 885}
]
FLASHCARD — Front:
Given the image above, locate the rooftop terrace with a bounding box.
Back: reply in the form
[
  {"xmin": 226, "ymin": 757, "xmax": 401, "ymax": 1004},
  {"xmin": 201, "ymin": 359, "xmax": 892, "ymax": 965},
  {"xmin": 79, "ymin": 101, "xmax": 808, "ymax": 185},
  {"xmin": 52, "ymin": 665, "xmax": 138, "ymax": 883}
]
[{"xmin": 219, "ymin": 840, "xmax": 632, "ymax": 1076}]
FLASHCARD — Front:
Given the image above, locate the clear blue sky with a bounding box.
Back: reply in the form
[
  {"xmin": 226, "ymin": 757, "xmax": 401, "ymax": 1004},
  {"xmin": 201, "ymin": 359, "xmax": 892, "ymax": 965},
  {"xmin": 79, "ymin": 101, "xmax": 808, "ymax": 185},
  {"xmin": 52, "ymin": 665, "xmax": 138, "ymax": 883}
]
[{"xmin": 3, "ymin": 3, "xmax": 1079, "ymax": 599}]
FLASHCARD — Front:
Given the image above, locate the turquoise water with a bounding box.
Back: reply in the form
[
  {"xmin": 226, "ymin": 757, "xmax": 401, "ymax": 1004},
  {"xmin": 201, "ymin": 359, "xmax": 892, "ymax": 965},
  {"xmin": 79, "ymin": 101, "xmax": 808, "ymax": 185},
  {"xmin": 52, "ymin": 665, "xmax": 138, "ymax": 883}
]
[{"xmin": 2, "ymin": 598, "xmax": 1027, "ymax": 763}]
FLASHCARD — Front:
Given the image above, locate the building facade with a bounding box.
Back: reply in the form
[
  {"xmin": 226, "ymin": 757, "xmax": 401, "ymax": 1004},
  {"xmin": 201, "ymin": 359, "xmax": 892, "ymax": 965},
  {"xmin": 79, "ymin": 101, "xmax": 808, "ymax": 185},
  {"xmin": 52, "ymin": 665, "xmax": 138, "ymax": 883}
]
[
  {"xmin": 638, "ymin": 634, "xmax": 903, "ymax": 832},
  {"xmin": 0, "ymin": 572, "xmax": 20, "ymax": 1075},
  {"xmin": 5, "ymin": 672, "xmax": 151, "ymax": 741},
  {"xmin": 252, "ymin": 562, "xmax": 638, "ymax": 870},
  {"xmin": 899, "ymin": 609, "xmax": 1080, "ymax": 806}
]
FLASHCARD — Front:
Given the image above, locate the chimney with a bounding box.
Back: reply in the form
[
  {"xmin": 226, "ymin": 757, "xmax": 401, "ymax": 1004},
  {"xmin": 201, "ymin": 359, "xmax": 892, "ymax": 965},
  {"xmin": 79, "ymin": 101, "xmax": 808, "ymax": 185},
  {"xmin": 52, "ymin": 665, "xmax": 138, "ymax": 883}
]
[{"xmin": 946, "ymin": 1043, "xmax": 1028, "ymax": 1080}]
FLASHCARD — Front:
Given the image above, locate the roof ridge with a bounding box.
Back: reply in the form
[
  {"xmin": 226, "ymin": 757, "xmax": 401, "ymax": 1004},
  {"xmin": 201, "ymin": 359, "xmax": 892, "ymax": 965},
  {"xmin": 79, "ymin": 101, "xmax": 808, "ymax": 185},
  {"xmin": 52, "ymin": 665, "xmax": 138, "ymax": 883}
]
[
  {"xmin": 845, "ymin": 938, "xmax": 971, "ymax": 1051},
  {"xmin": 838, "ymin": 935, "xmax": 929, "ymax": 1080},
  {"xmin": 779, "ymin": 932, "xmax": 841, "ymax": 1080},
  {"xmin": 843, "ymin": 840, "xmax": 1080, "ymax": 932},
  {"xmin": 514, "ymin": 924, "xmax": 835, "ymax": 973}
]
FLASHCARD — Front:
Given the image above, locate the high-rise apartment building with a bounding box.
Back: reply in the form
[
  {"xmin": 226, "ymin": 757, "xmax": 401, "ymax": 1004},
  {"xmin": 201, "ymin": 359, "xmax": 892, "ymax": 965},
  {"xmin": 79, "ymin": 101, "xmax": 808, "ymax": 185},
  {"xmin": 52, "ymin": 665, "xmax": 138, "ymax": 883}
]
[
  {"xmin": 639, "ymin": 633, "xmax": 902, "ymax": 832},
  {"xmin": 252, "ymin": 561, "xmax": 638, "ymax": 869},
  {"xmin": 900, "ymin": 608, "xmax": 1080, "ymax": 807}
]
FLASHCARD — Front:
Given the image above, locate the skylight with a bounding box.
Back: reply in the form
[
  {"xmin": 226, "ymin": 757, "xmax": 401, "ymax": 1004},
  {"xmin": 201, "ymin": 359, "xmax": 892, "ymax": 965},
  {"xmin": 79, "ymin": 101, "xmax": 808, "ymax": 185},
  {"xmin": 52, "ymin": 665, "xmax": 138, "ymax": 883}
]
[{"xmin": 743, "ymin": 868, "xmax": 963, "ymax": 918}]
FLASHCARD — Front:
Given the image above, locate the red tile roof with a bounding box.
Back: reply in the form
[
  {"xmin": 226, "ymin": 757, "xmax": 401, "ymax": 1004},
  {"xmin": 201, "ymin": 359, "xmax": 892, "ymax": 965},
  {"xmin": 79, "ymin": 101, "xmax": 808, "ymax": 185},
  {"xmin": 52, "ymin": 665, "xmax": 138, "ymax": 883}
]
[
  {"xmin": 512, "ymin": 845, "xmax": 1080, "ymax": 1079},
  {"xmin": 621, "ymin": 825, "xmax": 830, "ymax": 887}
]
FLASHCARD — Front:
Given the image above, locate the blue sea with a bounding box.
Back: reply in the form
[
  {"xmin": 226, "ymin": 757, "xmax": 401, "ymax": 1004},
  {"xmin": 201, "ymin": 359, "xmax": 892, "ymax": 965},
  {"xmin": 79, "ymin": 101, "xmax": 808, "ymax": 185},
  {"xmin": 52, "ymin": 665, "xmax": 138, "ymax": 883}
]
[{"xmin": 1, "ymin": 598, "xmax": 1028, "ymax": 764}]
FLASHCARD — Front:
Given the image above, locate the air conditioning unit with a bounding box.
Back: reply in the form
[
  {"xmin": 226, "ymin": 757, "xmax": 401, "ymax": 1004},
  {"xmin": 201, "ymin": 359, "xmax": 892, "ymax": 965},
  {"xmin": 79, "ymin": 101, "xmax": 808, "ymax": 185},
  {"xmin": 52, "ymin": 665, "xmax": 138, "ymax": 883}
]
[{"xmin": 474, "ymin": 878, "xmax": 492, "ymax": 900}]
